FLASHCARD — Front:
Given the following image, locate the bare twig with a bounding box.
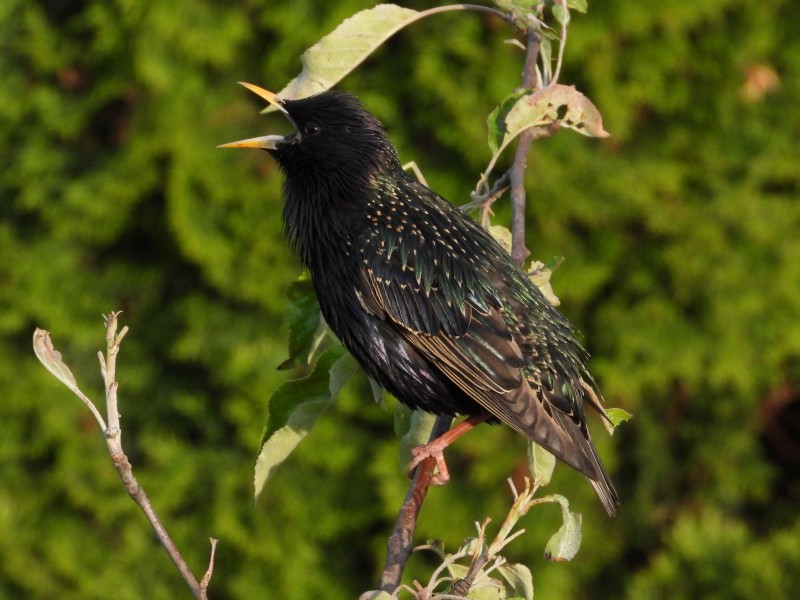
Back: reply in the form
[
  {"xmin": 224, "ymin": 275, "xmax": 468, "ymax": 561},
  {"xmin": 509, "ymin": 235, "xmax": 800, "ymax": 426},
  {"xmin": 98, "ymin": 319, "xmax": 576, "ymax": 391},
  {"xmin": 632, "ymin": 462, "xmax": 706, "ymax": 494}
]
[
  {"xmin": 509, "ymin": 29, "xmax": 542, "ymax": 266},
  {"xmin": 34, "ymin": 315, "xmax": 217, "ymax": 599},
  {"xmin": 200, "ymin": 538, "xmax": 220, "ymax": 593},
  {"xmin": 379, "ymin": 415, "xmax": 453, "ymax": 593}
]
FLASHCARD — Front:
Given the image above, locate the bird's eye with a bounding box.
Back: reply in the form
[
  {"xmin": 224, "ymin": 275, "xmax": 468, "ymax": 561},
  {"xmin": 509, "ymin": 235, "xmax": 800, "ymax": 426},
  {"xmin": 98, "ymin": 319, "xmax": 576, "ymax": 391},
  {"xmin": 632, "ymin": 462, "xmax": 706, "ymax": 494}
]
[{"xmin": 304, "ymin": 123, "xmax": 321, "ymax": 136}]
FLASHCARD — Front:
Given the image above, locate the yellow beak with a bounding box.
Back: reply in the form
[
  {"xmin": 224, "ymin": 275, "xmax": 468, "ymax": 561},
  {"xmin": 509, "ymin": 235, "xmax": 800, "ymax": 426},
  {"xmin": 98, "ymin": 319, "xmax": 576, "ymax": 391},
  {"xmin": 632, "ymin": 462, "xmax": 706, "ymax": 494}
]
[{"xmin": 217, "ymin": 82, "xmax": 293, "ymax": 150}]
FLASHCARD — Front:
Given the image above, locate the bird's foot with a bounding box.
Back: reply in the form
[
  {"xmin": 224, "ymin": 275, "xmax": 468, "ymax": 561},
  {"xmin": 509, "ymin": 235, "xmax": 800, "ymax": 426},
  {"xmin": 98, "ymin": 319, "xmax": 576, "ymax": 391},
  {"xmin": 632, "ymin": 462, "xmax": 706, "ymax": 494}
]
[{"xmin": 407, "ymin": 441, "xmax": 451, "ymax": 486}]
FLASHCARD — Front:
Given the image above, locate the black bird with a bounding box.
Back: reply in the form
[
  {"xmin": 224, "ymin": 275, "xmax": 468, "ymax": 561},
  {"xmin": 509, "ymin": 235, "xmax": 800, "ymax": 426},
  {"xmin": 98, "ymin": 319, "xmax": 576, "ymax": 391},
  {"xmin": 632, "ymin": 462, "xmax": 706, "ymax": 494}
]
[{"xmin": 220, "ymin": 83, "xmax": 619, "ymax": 516}]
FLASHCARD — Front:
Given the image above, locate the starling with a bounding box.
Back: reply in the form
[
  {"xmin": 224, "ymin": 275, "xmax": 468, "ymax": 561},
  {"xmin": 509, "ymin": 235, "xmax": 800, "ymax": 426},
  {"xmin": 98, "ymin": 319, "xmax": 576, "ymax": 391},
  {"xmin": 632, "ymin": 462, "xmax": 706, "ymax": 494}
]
[{"xmin": 220, "ymin": 83, "xmax": 619, "ymax": 516}]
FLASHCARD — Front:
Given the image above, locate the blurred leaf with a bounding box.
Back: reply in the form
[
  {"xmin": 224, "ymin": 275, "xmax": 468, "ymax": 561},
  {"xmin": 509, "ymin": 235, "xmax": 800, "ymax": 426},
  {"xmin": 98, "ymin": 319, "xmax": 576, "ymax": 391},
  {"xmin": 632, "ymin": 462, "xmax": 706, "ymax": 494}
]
[
  {"xmin": 552, "ymin": 2, "xmax": 570, "ymax": 27},
  {"xmin": 528, "ymin": 258, "xmax": 563, "ymax": 306},
  {"xmin": 498, "ymin": 562, "xmax": 534, "ymax": 600},
  {"xmin": 544, "ymin": 495, "xmax": 582, "ymax": 561},
  {"xmin": 277, "ymin": 274, "xmax": 328, "ymax": 370},
  {"xmin": 396, "ymin": 406, "xmax": 437, "ymax": 469},
  {"xmin": 254, "ymin": 345, "xmax": 357, "ymax": 500},
  {"xmin": 567, "ymin": 0, "xmax": 588, "ymax": 13},
  {"xmin": 528, "ymin": 441, "xmax": 557, "ymax": 487},
  {"xmin": 605, "ymin": 407, "xmax": 633, "ymax": 431},
  {"xmin": 277, "ymin": 4, "xmax": 420, "ymax": 100},
  {"xmin": 358, "ymin": 592, "xmax": 393, "ymax": 600}
]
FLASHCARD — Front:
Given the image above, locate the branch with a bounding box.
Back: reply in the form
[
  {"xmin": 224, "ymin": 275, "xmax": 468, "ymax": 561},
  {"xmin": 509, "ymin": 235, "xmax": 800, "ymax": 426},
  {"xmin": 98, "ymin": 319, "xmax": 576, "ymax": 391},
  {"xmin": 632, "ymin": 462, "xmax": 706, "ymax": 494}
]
[
  {"xmin": 34, "ymin": 315, "xmax": 218, "ymax": 599},
  {"xmin": 509, "ymin": 29, "xmax": 542, "ymax": 266},
  {"xmin": 379, "ymin": 415, "xmax": 453, "ymax": 593}
]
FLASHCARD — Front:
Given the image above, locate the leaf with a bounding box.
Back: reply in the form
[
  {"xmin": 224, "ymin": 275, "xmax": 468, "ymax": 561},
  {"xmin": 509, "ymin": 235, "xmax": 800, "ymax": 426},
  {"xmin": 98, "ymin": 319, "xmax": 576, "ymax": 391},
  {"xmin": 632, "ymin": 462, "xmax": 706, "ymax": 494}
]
[
  {"xmin": 277, "ymin": 4, "xmax": 421, "ymax": 100},
  {"xmin": 528, "ymin": 441, "xmax": 556, "ymax": 488},
  {"xmin": 254, "ymin": 345, "xmax": 357, "ymax": 500},
  {"xmin": 396, "ymin": 405, "xmax": 437, "ymax": 468},
  {"xmin": 482, "ymin": 84, "xmax": 608, "ymax": 186},
  {"xmin": 544, "ymin": 495, "xmax": 582, "ymax": 561},
  {"xmin": 498, "ymin": 562, "xmax": 534, "ymax": 600},
  {"xmin": 33, "ymin": 328, "xmax": 79, "ymax": 392},
  {"xmin": 277, "ymin": 275, "xmax": 328, "ymax": 370},
  {"xmin": 567, "ymin": 0, "xmax": 588, "ymax": 13},
  {"xmin": 488, "ymin": 224, "xmax": 513, "ymax": 254},
  {"xmin": 527, "ymin": 258, "xmax": 563, "ymax": 307},
  {"xmin": 358, "ymin": 592, "xmax": 393, "ymax": 600},
  {"xmin": 606, "ymin": 407, "xmax": 633, "ymax": 430},
  {"xmin": 487, "ymin": 90, "xmax": 527, "ymax": 154},
  {"xmin": 551, "ymin": 2, "xmax": 570, "ymax": 27}
]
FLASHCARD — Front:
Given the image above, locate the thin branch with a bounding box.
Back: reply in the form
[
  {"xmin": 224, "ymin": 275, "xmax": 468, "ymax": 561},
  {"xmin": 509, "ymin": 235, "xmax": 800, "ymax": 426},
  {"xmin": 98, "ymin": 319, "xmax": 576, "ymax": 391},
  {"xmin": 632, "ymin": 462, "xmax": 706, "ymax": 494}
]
[
  {"xmin": 200, "ymin": 538, "xmax": 220, "ymax": 593},
  {"xmin": 379, "ymin": 415, "xmax": 453, "ymax": 593},
  {"xmin": 98, "ymin": 314, "xmax": 212, "ymax": 600},
  {"xmin": 509, "ymin": 29, "xmax": 542, "ymax": 266}
]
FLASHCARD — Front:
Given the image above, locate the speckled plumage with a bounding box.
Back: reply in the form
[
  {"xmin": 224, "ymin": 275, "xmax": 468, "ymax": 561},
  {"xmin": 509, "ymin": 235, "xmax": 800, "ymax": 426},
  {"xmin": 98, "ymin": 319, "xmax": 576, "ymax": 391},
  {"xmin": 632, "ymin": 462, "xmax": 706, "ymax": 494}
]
[{"xmin": 251, "ymin": 91, "xmax": 618, "ymax": 515}]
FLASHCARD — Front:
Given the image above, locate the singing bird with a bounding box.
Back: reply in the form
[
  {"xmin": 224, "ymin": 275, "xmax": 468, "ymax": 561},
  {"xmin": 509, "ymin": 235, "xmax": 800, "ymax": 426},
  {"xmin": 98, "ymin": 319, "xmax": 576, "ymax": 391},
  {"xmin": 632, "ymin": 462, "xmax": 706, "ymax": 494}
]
[{"xmin": 220, "ymin": 83, "xmax": 619, "ymax": 516}]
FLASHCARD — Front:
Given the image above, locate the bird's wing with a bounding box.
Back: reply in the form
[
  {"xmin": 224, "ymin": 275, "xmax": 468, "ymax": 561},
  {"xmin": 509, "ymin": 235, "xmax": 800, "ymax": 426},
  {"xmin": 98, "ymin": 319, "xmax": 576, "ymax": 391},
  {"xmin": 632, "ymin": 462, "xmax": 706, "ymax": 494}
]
[{"xmin": 355, "ymin": 227, "xmax": 606, "ymax": 482}]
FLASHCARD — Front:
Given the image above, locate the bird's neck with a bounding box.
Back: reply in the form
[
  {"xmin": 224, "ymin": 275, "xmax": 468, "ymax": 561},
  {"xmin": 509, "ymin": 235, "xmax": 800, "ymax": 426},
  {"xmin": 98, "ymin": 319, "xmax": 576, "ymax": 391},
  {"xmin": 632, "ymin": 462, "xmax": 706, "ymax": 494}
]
[{"xmin": 281, "ymin": 169, "xmax": 371, "ymax": 271}]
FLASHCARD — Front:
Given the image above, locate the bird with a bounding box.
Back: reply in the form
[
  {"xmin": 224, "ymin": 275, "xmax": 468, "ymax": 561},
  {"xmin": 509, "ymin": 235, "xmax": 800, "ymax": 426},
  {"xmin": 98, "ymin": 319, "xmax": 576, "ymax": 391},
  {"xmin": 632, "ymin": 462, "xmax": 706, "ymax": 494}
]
[{"xmin": 219, "ymin": 82, "xmax": 619, "ymax": 516}]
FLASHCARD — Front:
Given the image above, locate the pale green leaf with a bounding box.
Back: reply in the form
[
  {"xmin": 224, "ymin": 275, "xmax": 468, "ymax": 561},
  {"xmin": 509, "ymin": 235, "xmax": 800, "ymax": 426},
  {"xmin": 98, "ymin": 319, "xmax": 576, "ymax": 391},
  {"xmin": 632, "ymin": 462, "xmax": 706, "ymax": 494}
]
[
  {"xmin": 544, "ymin": 496, "xmax": 582, "ymax": 561},
  {"xmin": 482, "ymin": 84, "xmax": 608, "ymax": 185},
  {"xmin": 552, "ymin": 2, "xmax": 570, "ymax": 27},
  {"xmin": 528, "ymin": 441, "xmax": 556, "ymax": 488},
  {"xmin": 527, "ymin": 258, "xmax": 564, "ymax": 307},
  {"xmin": 498, "ymin": 562, "xmax": 534, "ymax": 600},
  {"xmin": 489, "ymin": 224, "xmax": 513, "ymax": 254},
  {"xmin": 567, "ymin": 0, "xmax": 588, "ymax": 13},
  {"xmin": 254, "ymin": 345, "xmax": 357, "ymax": 500},
  {"xmin": 33, "ymin": 328, "xmax": 79, "ymax": 391},
  {"xmin": 277, "ymin": 4, "xmax": 421, "ymax": 100}
]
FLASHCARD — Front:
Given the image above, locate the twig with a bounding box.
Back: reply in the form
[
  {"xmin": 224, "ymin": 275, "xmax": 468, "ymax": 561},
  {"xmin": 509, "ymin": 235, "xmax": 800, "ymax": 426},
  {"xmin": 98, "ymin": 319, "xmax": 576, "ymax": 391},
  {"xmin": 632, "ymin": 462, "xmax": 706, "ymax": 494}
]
[
  {"xmin": 99, "ymin": 313, "xmax": 213, "ymax": 599},
  {"xmin": 379, "ymin": 415, "xmax": 453, "ymax": 593},
  {"xmin": 509, "ymin": 29, "xmax": 542, "ymax": 266},
  {"xmin": 34, "ymin": 314, "xmax": 217, "ymax": 599}
]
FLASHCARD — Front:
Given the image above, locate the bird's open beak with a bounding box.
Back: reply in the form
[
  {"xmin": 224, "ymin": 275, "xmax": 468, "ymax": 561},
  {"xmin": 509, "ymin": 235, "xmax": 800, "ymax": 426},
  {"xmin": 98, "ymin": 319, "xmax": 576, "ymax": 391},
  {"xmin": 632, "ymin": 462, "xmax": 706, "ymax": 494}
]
[{"xmin": 217, "ymin": 82, "xmax": 294, "ymax": 150}]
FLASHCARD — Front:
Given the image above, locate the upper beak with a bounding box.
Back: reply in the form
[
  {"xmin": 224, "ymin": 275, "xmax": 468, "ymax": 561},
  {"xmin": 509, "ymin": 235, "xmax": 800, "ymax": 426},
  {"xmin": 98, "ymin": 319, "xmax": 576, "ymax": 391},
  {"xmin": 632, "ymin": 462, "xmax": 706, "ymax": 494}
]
[{"xmin": 217, "ymin": 82, "xmax": 294, "ymax": 150}]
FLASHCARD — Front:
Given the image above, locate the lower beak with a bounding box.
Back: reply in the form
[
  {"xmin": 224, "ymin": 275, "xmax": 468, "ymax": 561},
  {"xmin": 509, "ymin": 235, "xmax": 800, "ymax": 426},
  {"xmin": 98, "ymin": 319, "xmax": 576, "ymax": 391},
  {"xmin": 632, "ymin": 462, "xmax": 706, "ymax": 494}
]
[{"xmin": 217, "ymin": 134, "xmax": 283, "ymax": 150}]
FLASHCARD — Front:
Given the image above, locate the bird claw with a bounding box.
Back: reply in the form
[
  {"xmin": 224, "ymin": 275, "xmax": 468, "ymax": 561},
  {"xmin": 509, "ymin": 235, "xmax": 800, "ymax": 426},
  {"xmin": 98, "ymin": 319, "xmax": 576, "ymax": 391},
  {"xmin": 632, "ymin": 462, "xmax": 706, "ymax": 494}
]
[{"xmin": 407, "ymin": 442, "xmax": 451, "ymax": 486}]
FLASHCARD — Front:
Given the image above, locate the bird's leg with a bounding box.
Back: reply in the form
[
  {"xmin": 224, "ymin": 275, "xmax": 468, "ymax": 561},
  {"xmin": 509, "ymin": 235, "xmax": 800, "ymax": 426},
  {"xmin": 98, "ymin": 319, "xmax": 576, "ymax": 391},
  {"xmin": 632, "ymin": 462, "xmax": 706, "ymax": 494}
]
[{"xmin": 407, "ymin": 413, "xmax": 490, "ymax": 485}]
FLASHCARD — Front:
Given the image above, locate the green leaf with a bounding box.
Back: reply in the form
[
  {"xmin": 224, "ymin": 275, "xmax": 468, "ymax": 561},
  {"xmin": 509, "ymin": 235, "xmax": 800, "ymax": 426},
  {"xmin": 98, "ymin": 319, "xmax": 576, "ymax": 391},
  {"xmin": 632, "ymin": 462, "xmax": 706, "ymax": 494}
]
[
  {"xmin": 567, "ymin": 0, "xmax": 588, "ymax": 13},
  {"xmin": 544, "ymin": 495, "xmax": 582, "ymax": 561},
  {"xmin": 277, "ymin": 4, "xmax": 421, "ymax": 100},
  {"xmin": 277, "ymin": 275, "xmax": 328, "ymax": 370},
  {"xmin": 481, "ymin": 84, "xmax": 609, "ymax": 186},
  {"xmin": 487, "ymin": 90, "xmax": 529, "ymax": 155},
  {"xmin": 254, "ymin": 345, "xmax": 357, "ymax": 500},
  {"xmin": 606, "ymin": 407, "xmax": 633, "ymax": 429},
  {"xmin": 498, "ymin": 562, "xmax": 534, "ymax": 600},
  {"xmin": 396, "ymin": 406, "xmax": 437, "ymax": 469},
  {"xmin": 552, "ymin": 2, "xmax": 570, "ymax": 27},
  {"xmin": 528, "ymin": 441, "xmax": 557, "ymax": 487}
]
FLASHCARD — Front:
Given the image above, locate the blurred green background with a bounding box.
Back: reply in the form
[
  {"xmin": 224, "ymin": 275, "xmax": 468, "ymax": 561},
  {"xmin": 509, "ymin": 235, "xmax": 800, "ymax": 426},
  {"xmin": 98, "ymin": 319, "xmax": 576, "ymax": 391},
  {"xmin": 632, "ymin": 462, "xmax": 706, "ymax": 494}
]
[{"xmin": 2, "ymin": 0, "xmax": 799, "ymax": 598}]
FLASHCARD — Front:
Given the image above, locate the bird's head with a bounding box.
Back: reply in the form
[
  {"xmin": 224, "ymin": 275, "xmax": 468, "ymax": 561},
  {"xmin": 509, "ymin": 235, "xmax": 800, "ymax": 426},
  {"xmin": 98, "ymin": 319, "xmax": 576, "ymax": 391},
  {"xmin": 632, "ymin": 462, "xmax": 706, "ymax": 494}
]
[{"xmin": 219, "ymin": 82, "xmax": 401, "ymax": 185}]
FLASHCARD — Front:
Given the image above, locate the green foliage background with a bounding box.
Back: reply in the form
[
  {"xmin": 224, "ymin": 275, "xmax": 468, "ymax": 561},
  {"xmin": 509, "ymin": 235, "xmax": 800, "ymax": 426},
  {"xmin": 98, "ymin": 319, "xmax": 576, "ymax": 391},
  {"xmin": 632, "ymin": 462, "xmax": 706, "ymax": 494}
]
[{"xmin": 2, "ymin": 0, "xmax": 799, "ymax": 598}]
